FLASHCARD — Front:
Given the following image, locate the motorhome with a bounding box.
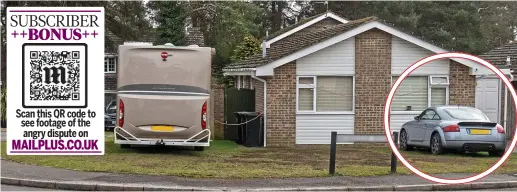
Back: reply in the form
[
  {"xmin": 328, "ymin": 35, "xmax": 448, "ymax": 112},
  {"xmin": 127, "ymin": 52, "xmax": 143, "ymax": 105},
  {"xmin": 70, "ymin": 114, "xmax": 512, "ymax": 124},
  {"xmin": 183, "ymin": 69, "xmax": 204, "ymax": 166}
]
[{"xmin": 114, "ymin": 42, "xmax": 213, "ymax": 151}]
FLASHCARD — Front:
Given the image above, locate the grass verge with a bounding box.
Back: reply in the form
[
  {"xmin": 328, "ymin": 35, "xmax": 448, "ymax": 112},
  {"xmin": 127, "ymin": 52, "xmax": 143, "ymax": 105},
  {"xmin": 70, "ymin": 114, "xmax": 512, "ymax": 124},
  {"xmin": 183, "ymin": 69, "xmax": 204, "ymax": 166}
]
[{"xmin": 1, "ymin": 133, "xmax": 516, "ymax": 179}]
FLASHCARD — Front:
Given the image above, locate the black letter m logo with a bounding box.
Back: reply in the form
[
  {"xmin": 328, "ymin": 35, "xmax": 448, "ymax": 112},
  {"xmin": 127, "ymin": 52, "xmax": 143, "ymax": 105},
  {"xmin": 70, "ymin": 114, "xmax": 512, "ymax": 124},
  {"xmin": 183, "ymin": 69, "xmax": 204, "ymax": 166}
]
[{"xmin": 43, "ymin": 66, "xmax": 66, "ymax": 84}]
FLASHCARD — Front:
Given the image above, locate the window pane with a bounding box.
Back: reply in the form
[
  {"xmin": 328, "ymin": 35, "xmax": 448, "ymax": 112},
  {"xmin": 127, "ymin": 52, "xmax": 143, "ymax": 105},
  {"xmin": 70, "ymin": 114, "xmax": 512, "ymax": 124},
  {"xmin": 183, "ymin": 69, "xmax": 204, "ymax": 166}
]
[
  {"xmin": 299, "ymin": 77, "xmax": 314, "ymax": 85},
  {"xmin": 105, "ymin": 93, "xmax": 116, "ymax": 107},
  {"xmin": 421, "ymin": 110, "xmax": 436, "ymax": 120},
  {"xmin": 105, "ymin": 58, "xmax": 116, "ymax": 72},
  {"xmin": 392, "ymin": 76, "xmax": 428, "ymax": 111},
  {"xmin": 316, "ymin": 76, "xmax": 353, "ymax": 111},
  {"xmin": 443, "ymin": 108, "xmax": 489, "ymax": 120},
  {"xmin": 298, "ymin": 88, "xmax": 314, "ymax": 111},
  {"xmin": 431, "ymin": 77, "xmax": 448, "ymax": 85},
  {"xmin": 431, "ymin": 87, "xmax": 446, "ymax": 107},
  {"xmin": 104, "ymin": 58, "xmax": 109, "ymax": 72}
]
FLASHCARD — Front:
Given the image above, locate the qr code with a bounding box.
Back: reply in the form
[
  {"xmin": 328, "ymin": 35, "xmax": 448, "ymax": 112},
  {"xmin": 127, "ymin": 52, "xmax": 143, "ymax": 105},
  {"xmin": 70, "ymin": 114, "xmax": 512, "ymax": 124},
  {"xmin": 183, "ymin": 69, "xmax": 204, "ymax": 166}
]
[
  {"xmin": 23, "ymin": 43, "xmax": 87, "ymax": 108},
  {"xmin": 29, "ymin": 51, "xmax": 81, "ymax": 101}
]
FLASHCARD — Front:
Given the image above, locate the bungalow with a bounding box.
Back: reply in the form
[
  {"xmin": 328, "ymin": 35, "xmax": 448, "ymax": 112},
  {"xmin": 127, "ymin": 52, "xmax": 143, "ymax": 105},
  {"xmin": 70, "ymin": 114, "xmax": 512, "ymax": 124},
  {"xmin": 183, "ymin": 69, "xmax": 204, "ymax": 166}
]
[{"xmin": 222, "ymin": 12, "xmax": 513, "ymax": 147}]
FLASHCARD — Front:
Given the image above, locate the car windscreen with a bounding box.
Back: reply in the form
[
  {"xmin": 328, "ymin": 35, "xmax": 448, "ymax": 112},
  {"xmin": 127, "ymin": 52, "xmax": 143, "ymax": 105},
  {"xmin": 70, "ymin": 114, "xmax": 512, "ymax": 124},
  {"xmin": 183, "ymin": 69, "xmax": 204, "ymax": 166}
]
[
  {"xmin": 106, "ymin": 105, "xmax": 116, "ymax": 114},
  {"xmin": 443, "ymin": 108, "xmax": 488, "ymax": 121}
]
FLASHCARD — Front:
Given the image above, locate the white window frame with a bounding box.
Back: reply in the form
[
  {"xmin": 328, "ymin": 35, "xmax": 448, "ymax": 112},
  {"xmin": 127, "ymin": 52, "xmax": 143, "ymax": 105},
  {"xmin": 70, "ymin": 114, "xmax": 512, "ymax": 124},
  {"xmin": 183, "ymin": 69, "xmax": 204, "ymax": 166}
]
[
  {"xmin": 428, "ymin": 75, "xmax": 449, "ymax": 108},
  {"xmin": 429, "ymin": 75, "xmax": 450, "ymax": 86},
  {"xmin": 296, "ymin": 75, "xmax": 355, "ymax": 114},
  {"xmin": 391, "ymin": 75, "xmax": 449, "ymax": 114},
  {"xmin": 104, "ymin": 56, "xmax": 117, "ymax": 73},
  {"xmin": 296, "ymin": 76, "xmax": 316, "ymax": 113}
]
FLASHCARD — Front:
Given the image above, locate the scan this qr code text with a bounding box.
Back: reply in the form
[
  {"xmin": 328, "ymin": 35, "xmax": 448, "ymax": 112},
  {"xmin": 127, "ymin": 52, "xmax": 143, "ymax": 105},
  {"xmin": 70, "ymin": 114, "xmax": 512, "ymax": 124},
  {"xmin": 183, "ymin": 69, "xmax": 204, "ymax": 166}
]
[{"xmin": 29, "ymin": 50, "xmax": 81, "ymax": 101}]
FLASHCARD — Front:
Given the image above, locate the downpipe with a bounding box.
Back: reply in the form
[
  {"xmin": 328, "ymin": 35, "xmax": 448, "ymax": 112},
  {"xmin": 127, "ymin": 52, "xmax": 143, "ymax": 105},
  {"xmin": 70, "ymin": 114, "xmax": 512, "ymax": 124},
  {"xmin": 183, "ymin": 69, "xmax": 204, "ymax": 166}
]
[
  {"xmin": 504, "ymin": 73, "xmax": 514, "ymax": 135},
  {"xmin": 251, "ymin": 73, "xmax": 267, "ymax": 147}
]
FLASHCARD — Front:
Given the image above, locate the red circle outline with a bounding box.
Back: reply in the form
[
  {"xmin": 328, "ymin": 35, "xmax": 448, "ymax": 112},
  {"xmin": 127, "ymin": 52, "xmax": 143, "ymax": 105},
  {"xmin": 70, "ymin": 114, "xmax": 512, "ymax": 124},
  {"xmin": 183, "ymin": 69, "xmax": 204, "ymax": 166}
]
[{"xmin": 384, "ymin": 52, "xmax": 517, "ymax": 184}]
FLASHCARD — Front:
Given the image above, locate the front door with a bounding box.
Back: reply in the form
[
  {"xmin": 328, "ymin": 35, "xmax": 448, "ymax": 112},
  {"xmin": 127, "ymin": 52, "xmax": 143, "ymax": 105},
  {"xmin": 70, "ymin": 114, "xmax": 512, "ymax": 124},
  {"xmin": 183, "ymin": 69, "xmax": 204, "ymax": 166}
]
[{"xmin": 475, "ymin": 78, "xmax": 501, "ymax": 123}]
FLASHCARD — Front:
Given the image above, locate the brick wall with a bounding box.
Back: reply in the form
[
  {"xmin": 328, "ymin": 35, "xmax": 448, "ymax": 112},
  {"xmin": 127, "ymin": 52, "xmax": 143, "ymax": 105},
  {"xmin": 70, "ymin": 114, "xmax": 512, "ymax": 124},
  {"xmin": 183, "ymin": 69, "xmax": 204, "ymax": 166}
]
[
  {"xmin": 449, "ymin": 61, "xmax": 476, "ymax": 107},
  {"xmin": 210, "ymin": 84, "xmax": 225, "ymax": 139},
  {"xmin": 252, "ymin": 79, "xmax": 265, "ymax": 113},
  {"xmin": 266, "ymin": 62, "xmax": 296, "ymax": 147},
  {"xmin": 354, "ymin": 29, "xmax": 392, "ymax": 134},
  {"xmin": 105, "ymin": 74, "xmax": 117, "ymax": 91}
]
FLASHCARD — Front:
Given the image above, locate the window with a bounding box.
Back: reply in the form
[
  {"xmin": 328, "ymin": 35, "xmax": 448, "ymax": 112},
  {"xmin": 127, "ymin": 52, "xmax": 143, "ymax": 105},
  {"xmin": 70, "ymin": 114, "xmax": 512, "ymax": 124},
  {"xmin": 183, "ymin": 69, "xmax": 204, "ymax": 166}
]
[
  {"xmin": 297, "ymin": 76, "xmax": 354, "ymax": 112},
  {"xmin": 392, "ymin": 76, "xmax": 449, "ymax": 111},
  {"xmin": 105, "ymin": 57, "xmax": 116, "ymax": 73},
  {"xmin": 421, "ymin": 110, "xmax": 436, "ymax": 120},
  {"xmin": 297, "ymin": 77, "xmax": 315, "ymax": 111},
  {"xmin": 106, "ymin": 102, "xmax": 117, "ymax": 114},
  {"xmin": 430, "ymin": 76, "xmax": 449, "ymax": 85},
  {"xmin": 431, "ymin": 87, "xmax": 446, "ymax": 106},
  {"xmin": 443, "ymin": 107, "xmax": 489, "ymax": 121},
  {"xmin": 429, "ymin": 76, "xmax": 448, "ymax": 107},
  {"xmin": 392, "ymin": 76, "xmax": 428, "ymax": 111},
  {"xmin": 105, "ymin": 93, "xmax": 116, "ymax": 109}
]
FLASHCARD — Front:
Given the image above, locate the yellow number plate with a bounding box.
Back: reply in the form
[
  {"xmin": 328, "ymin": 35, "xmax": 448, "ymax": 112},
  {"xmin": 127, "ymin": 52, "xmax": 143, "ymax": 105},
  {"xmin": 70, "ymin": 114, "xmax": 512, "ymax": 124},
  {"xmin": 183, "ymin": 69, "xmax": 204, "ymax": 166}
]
[
  {"xmin": 469, "ymin": 129, "xmax": 490, "ymax": 135},
  {"xmin": 151, "ymin": 126, "xmax": 174, "ymax": 131}
]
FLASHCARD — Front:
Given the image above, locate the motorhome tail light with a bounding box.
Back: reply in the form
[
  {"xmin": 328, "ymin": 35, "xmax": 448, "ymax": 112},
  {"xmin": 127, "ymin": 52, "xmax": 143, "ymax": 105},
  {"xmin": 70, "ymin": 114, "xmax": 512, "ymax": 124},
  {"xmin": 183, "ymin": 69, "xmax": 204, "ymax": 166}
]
[
  {"xmin": 119, "ymin": 99, "xmax": 125, "ymax": 127},
  {"xmin": 443, "ymin": 124, "xmax": 460, "ymax": 132},
  {"xmin": 201, "ymin": 102, "xmax": 207, "ymax": 129},
  {"xmin": 497, "ymin": 125, "xmax": 505, "ymax": 134}
]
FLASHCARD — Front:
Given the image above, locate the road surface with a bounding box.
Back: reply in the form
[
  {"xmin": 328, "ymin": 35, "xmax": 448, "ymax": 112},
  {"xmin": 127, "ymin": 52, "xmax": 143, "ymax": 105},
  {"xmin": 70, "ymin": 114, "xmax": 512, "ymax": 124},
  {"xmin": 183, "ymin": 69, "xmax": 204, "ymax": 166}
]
[{"xmin": 1, "ymin": 184, "xmax": 516, "ymax": 191}]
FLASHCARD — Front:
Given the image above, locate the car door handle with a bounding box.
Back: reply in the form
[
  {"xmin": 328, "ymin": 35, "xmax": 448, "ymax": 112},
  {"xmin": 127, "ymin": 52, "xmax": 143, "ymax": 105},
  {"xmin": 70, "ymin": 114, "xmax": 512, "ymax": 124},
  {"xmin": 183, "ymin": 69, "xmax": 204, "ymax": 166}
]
[{"xmin": 423, "ymin": 124, "xmax": 427, "ymax": 128}]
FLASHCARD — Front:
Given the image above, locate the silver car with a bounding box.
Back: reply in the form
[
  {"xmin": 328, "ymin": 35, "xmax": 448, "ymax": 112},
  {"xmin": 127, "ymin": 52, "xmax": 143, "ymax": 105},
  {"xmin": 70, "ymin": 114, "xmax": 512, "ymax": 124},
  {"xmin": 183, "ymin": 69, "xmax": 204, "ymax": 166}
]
[{"xmin": 399, "ymin": 106, "xmax": 507, "ymax": 156}]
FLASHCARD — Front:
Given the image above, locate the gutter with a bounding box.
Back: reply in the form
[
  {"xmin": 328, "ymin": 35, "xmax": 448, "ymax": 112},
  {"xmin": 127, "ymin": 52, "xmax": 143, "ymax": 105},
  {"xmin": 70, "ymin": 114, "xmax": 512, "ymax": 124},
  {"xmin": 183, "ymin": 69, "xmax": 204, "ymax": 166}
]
[{"xmin": 251, "ymin": 73, "xmax": 267, "ymax": 147}]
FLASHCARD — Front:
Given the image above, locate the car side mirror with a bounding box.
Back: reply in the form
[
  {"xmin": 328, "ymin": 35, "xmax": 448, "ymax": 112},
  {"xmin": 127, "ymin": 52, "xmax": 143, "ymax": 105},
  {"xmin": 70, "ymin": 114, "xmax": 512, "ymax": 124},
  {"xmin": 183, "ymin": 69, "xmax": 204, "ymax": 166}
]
[{"xmin": 414, "ymin": 116, "xmax": 420, "ymax": 121}]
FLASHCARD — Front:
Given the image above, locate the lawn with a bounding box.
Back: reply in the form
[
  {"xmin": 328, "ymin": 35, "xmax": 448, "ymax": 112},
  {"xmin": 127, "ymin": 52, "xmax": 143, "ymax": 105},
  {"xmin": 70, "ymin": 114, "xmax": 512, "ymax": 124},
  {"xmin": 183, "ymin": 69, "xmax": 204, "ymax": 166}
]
[{"xmin": 1, "ymin": 132, "xmax": 516, "ymax": 179}]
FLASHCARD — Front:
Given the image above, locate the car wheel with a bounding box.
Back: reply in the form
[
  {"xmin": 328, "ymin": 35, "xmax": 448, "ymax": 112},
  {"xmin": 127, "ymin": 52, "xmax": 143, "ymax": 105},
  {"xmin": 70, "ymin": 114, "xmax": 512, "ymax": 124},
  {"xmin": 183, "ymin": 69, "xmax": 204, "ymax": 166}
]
[
  {"xmin": 399, "ymin": 130, "xmax": 413, "ymax": 151},
  {"xmin": 431, "ymin": 133, "xmax": 444, "ymax": 155},
  {"xmin": 488, "ymin": 150, "xmax": 504, "ymax": 157},
  {"xmin": 194, "ymin": 146, "xmax": 205, "ymax": 151}
]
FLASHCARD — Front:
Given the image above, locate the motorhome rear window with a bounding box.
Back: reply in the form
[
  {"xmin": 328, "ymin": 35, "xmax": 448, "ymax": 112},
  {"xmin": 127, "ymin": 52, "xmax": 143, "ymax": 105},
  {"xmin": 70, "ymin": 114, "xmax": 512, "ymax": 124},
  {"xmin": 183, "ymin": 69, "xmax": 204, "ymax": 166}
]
[{"xmin": 443, "ymin": 108, "xmax": 488, "ymax": 120}]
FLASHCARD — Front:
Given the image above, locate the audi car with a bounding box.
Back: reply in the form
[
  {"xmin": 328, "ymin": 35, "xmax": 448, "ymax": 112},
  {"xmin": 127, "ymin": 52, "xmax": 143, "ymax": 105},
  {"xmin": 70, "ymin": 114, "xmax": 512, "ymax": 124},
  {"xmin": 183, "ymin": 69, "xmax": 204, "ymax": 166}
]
[{"xmin": 399, "ymin": 106, "xmax": 507, "ymax": 156}]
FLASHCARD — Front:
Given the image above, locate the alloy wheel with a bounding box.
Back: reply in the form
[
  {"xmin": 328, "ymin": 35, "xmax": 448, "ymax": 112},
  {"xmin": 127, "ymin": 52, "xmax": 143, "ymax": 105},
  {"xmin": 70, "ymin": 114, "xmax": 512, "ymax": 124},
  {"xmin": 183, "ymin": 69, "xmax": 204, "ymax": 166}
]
[
  {"xmin": 400, "ymin": 131, "xmax": 408, "ymax": 150},
  {"xmin": 431, "ymin": 134, "xmax": 442, "ymax": 154}
]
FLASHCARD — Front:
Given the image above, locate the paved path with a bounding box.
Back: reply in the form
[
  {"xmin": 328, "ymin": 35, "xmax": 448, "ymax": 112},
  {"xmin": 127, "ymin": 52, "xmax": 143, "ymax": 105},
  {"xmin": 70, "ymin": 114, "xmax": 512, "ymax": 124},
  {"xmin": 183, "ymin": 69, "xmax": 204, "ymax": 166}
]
[
  {"xmin": 2, "ymin": 160, "xmax": 517, "ymax": 189},
  {"xmin": 1, "ymin": 184, "xmax": 63, "ymax": 191}
]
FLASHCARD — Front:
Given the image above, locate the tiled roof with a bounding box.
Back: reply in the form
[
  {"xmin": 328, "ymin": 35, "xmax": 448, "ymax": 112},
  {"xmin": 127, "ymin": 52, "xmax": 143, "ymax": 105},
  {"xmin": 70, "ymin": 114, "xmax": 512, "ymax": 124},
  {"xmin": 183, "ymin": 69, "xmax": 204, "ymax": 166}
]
[
  {"xmin": 479, "ymin": 42, "xmax": 516, "ymax": 71},
  {"xmin": 264, "ymin": 11, "xmax": 341, "ymax": 41},
  {"xmin": 224, "ymin": 16, "xmax": 377, "ymax": 70}
]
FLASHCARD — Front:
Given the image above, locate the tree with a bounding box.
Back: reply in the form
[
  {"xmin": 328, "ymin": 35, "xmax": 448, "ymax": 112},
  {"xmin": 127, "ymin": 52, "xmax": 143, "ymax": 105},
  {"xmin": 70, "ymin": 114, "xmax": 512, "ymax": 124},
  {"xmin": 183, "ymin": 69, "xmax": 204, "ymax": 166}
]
[
  {"xmin": 302, "ymin": 1, "xmax": 514, "ymax": 54},
  {"xmin": 230, "ymin": 35, "xmax": 262, "ymax": 62},
  {"xmin": 477, "ymin": 2, "xmax": 517, "ymax": 50},
  {"xmin": 185, "ymin": 1, "xmax": 264, "ymax": 82},
  {"xmin": 147, "ymin": 1, "xmax": 187, "ymax": 45}
]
